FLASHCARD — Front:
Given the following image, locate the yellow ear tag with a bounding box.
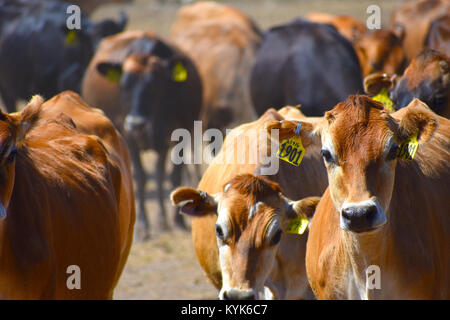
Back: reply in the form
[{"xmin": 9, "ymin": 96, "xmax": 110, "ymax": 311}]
[
  {"xmin": 397, "ymin": 131, "xmax": 419, "ymax": 161},
  {"xmin": 277, "ymin": 123, "xmax": 306, "ymax": 166},
  {"xmin": 106, "ymin": 68, "xmax": 121, "ymax": 83},
  {"xmin": 65, "ymin": 30, "xmax": 78, "ymax": 47},
  {"xmin": 285, "ymin": 216, "xmax": 309, "ymax": 235},
  {"xmin": 372, "ymin": 87, "xmax": 394, "ymax": 113},
  {"xmin": 172, "ymin": 62, "xmax": 188, "ymax": 82}
]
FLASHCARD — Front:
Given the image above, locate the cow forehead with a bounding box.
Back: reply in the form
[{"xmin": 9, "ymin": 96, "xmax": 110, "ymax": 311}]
[{"xmin": 324, "ymin": 98, "xmax": 394, "ymax": 161}]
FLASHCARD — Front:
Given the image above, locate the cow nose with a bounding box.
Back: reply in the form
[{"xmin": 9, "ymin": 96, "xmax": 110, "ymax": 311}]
[
  {"xmin": 341, "ymin": 203, "xmax": 379, "ymax": 233},
  {"xmin": 124, "ymin": 115, "xmax": 146, "ymax": 133},
  {"xmin": 222, "ymin": 289, "xmax": 256, "ymax": 300}
]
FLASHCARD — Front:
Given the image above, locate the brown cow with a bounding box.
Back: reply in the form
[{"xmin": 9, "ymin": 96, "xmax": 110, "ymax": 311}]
[
  {"xmin": 354, "ymin": 29, "xmax": 407, "ymax": 77},
  {"xmin": 425, "ymin": 14, "xmax": 450, "ymax": 56},
  {"xmin": 170, "ymin": 1, "xmax": 261, "ymax": 131},
  {"xmin": 172, "ymin": 174, "xmax": 320, "ymax": 300},
  {"xmin": 267, "ymin": 95, "xmax": 450, "ymax": 299},
  {"xmin": 171, "ymin": 106, "xmax": 328, "ymax": 299},
  {"xmin": 0, "ymin": 91, "xmax": 135, "ymax": 299},
  {"xmin": 306, "ymin": 12, "xmax": 367, "ymax": 43},
  {"xmin": 390, "ymin": 0, "xmax": 450, "ymax": 61},
  {"xmin": 82, "ymin": 30, "xmax": 203, "ymax": 238}
]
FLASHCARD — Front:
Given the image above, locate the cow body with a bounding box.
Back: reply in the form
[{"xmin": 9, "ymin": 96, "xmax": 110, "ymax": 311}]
[
  {"xmin": 82, "ymin": 30, "xmax": 202, "ymax": 238},
  {"xmin": 250, "ymin": 19, "xmax": 363, "ymax": 117},
  {"xmin": 0, "ymin": 0, "xmax": 127, "ymax": 112},
  {"xmin": 267, "ymin": 96, "xmax": 450, "ymax": 299},
  {"xmin": 180, "ymin": 107, "xmax": 328, "ymax": 299},
  {"xmin": 0, "ymin": 91, "xmax": 135, "ymax": 299},
  {"xmin": 171, "ymin": 1, "xmax": 261, "ymax": 131}
]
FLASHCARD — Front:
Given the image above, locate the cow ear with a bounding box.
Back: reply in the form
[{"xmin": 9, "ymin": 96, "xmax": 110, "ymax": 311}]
[
  {"xmin": 170, "ymin": 187, "xmax": 218, "ymax": 216},
  {"xmin": 394, "ymin": 98, "xmax": 438, "ymax": 145},
  {"xmin": 364, "ymin": 72, "xmax": 395, "ymax": 95},
  {"xmin": 282, "ymin": 196, "xmax": 320, "ymax": 233},
  {"xmin": 265, "ymin": 118, "xmax": 322, "ymax": 149},
  {"xmin": 96, "ymin": 62, "xmax": 123, "ymax": 83},
  {"xmin": 12, "ymin": 95, "xmax": 44, "ymax": 146},
  {"xmin": 285, "ymin": 196, "xmax": 321, "ymax": 220}
]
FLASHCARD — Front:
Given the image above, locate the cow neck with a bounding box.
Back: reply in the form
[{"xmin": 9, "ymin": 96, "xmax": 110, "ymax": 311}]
[{"xmin": 339, "ymin": 214, "xmax": 392, "ymax": 299}]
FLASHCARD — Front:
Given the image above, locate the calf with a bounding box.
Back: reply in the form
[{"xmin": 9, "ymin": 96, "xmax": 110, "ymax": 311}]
[
  {"xmin": 172, "ymin": 174, "xmax": 319, "ymax": 300},
  {"xmin": 250, "ymin": 19, "xmax": 363, "ymax": 117},
  {"xmin": 0, "ymin": 92, "xmax": 135, "ymax": 299},
  {"xmin": 82, "ymin": 31, "xmax": 202, "ymax": 238},
  {"xmin": 170, "ymin": 106, "xmax": 328, "ymax": 298},
  {"xmin": 267, "ymin": 95, "xmax": 450, "ymax": 299}
]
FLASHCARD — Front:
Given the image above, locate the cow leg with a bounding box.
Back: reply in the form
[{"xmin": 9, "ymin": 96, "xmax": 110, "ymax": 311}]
[
  {"xmin": 156, "ymin": 148, "xmax": 170, "ymax": 231},
  {"xmin": 170, "ymin": 162, "xmax": 187, "ymax": 230},
  {"xmin": 128, "ymin": 138, "xmax": 150, "ymax": 240}
]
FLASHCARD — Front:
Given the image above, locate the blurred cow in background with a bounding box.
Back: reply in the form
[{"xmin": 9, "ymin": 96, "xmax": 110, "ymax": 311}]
[
  {"xmin": 0, "ymin": 0, "xmax": 127, "ymax": 112},
  {"xmin": 390, "ymin": 0, "xmax": 450, "ymax": 61},
  {"xmin": 251, "ymin": 19, "xmax": 363, "ymax": 117},
  {"xmin": 307, "ymin": 13, "xmax": 407, "ymax": 77},
  {"xmin": 171, "ymin": 1, "xmax": 261, "ymax": 132},
  {"xmin": 364, "ymin": 49, "xmax": 450, "ymax": 118},
  {"xmin": 82, "ymin": 30, "xmax": 202, "ymax": 239}
]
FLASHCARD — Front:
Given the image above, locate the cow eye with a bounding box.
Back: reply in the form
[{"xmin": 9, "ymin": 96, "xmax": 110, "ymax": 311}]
[
  {"xmin": 215, "ymin": 224, "xmax": 225, "ymax": 241},
  {"xmin": 386, "ymin": 143, "xmax": 399, "ymax": 161},
  {"xmin": 321, "ymin": 149, "xmax": 334, "ymax": 163},
  {"xmin": 7, "ymin": 147, "xmax": 17, "ymax": 163},
  {"xmin": 269, "ymin": 229, "xmax": 282, "ymax": 246}
]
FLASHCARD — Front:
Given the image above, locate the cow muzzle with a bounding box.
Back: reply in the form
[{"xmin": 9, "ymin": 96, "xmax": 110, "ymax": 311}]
[
  {"xmin": 220, "ymin": 288, "xmax": 257, "ymax": 300},
  {"xmin": 340, "ymin": 200, "xmax": 386, "ymax": 233}
]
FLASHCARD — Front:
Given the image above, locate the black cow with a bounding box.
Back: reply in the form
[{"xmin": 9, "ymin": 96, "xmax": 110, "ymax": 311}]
[
  {"xmin": 250, "ymin": 19, "xmax": 364, "ymax": 116},
  {"xmin": 88, "ymin": 32, "xmax": 203, "ymax": 238},
  {"xmin": 0, "ymin": 0, "xmax": 127, "ymax": 112}
]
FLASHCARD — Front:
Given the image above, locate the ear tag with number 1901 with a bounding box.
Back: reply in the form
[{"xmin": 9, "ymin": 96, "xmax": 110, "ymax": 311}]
[{"xmin": 277, "ymin": 123, "xmax": 306, "ymax": 166}]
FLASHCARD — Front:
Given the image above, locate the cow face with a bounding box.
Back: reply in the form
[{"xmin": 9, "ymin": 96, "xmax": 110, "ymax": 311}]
[
  {"xmin": 391, "ymin": 49, "xmax": 449, "ymax": 113},
  {"xmin": 96, "ymin": 38, "xmax": 188, "ymax": 148},
  {"xmin": 171, "ymin": 174, "xmax": 319, "ymax": 300},
  {"xmin": 354, "ymin": 29, "xmax": 406, "ymax": 77},
  {"xmin": 0, "ymin": 96, "xmax": 42, "ymax": 219},
  {"xmin": 266, "ymin": 96, "xmax": 437, "ymax": 234}
]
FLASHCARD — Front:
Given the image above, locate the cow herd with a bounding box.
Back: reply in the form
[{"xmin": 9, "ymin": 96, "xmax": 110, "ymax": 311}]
[{"xmin": 0, "ymin": 0, "xmax": 448, "ymax": 300}]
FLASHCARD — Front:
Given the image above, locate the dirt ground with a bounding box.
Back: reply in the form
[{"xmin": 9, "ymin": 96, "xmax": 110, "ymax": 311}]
[{"xmin": 5, "ymin": 0, "xmax": 399, "ymax": 300}]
